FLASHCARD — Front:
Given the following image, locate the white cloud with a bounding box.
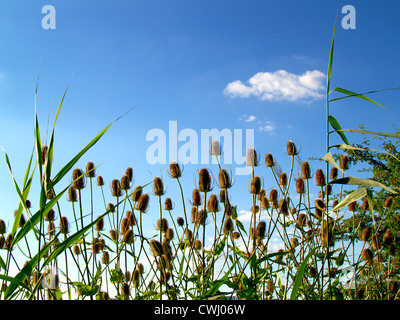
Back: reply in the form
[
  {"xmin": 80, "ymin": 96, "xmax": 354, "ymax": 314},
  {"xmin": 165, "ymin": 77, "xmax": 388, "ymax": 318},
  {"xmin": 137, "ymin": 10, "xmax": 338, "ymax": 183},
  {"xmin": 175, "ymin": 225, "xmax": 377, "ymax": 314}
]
[
  {"xmin": 224, "ymin": 69, "xmax": 326, "ymax": 102},
  {"xmin": 239, "ymin": 114, "xmax": 256, "ymax": 122},
  {"xmin": 258, "ymin": 121, "xmax": 275, "ymax": 133}
]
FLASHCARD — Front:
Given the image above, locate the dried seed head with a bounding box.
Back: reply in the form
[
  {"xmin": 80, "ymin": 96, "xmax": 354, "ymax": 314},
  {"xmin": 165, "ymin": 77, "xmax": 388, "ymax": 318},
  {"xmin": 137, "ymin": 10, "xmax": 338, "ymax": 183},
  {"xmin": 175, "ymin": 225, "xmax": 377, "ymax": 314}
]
[
  {"xmin": 384, "ymin": 229, "xmax": 393, "ymax": 246},
  {"xmin": 156, "ymin": 218, "xmax": 169, "ymax": 233},
  {"xmin": 252, "ymin": 205, "xmax": 259, "ymax": 214},
  {"xmin": 102, "ymin": 251, "xmax": 110, "ymax": 264},
  {"xmin": 371, "ymin": 234, "xmax": 380, "ymax": 250},
  {"xmin": 315, "ymin": 198, "xmax": 325, "ymax": 211},
  {"xmin": 126, "ymin": 211, "xmax": 136, "ymax": 227},
  {"xmin": 296, "ymin": 178, "xmax": 305, "ymax": 194},
  {"xmin": 210, "ymin": 139, "xmax": 221, "ymax": 156},
  {"xmin": 5, "ymin": 233, "xmax": 13, "ymax": 250},
  {"xmin": 166, "ymin": 228, "xmax": 174, "ymax": 240},
  {"xmin": 198, "ymin": 168, "xmax": 212, "ymax": 192},
  {"xmin": 286, "ymin": 140, "xmax": 297, "ymax": 156},
  {"xmin": 131, "ymin": 185, "xmax": 142, "ymax": 202},
  {"xmin": 121, "ymin": 217, "xmax": 129, "ymax": 234},
  {"xmin": 348, "ymin": 201, "xmax": 357, "ymax": 212},
  {"xmin": 194, "ymin": 239, "xmax": 202, "ymax": 250},
  {"xmin": 191, "ymin": 189, "xmax": 202, "ymax": 206},
  {"xmin": 177, "ymin": 216, "xmax": 184, "ymax": 227},
  {"xmin": 97, "ymin": 175, "xmax": 104, "ymax": 186},
  {"xmin": 86, "ymin": 161, "xmax": 96, "ymax": 178},
  {"xmin": 315, "ymin": 169, "xmax": 325, "ymax": 187},
  {"xmin": 48, "ymin": 221, "xmax": 55, "ymax": 237},
  {"xmin": 361, "ymin": 226, "xmax": 372, "ymax": 242},
  {"xmin": 298, "ymin": 213, "xmax": 307, "ymax": 227},
  {"xmin": 279, "ymin": 172, "xmax": 287, "ymax": 187},
  {"xmin": 290, "ymin": 237, "xmax": 299, "ymax": 250},
  {"xmin": 125, "ymin": 167, "xmax": 133, "ymax": 182},
  {"xmin": 301, "ymin": 161, "xmax": 311, "ymax": 179},
  {"xmin": 361, "ymin": 197, "xmax": 369, "ymax": 211},
  {"xmin": 111, "ymin": 179, "xmax": 122, "ymax": 197},
  {"xmin": 194, "ymin": 209, "xmax": 207, "ymax": 225},
  {"xmin": 261, "ymin": 196, "xmax": 270, "ymax": 210},
  {"xmin": 220, "ymin": 189, "xmax": 227, "ymax": 203},
  {"xmin": 218, "ymin": 169, "xmax": 232, "ymax": 189},
  {"xmin": 246, "ymin": 148, "xmax": 259, "ymax": 167},
  {"xmin": 330, "ymin": 167, "xmax": 338, "ymax": 181},
  {"xmin": 73, "ymin": 244, "xmax": 81, "ymax": 256},
  {"xmin": 122, "ymin": 282, "xmax": 130, "ymax": 298},
  {"xmin": 207, "ymin": 194, "xmax": 220, "ymax": 213},
  {"xmin": 256, "ymin": 221, "xmax": 266, "ymax": 239},
  {"xmin": 168, "ymin": 161, "xmax": 182, "ymax": 179},
  {"xmin": 250, "ymin": 176, "xmax": 261, "ymax": 195},
  {"xmin": 0, "ymin": 220, "xmax": 6, "ymax": 234},
  {"xmin": 361, "ymin": 248, "xmax": 373, "ymax": 261},
  {"xmin": 149, "ymin": 239, "xmax": 163, "ymax": 257},
  {"xmin": 279, "ymin": 198, "xmax": 289, "ymax": 215},
  {"xmin": 223, "ymin": 217, "xmax": 234, "ymax": 235},
  {"xmin": 72, "ymin": 168, "xmax": 86, "ymax": 190},
  {"xmin": 110, "ymin": 229, "xmax": 118, "ymax": 242},
  {"xmin": 153, "ymin": 177, "xmax": 165, "ymax": 196},
  {"xmin": 67, "ymin": 186, "xmax": 77, "ymax": 202},
  {"xmin": 265, "ymin": 153, "xmax": 274, "ymax": 167},
  {"xmin": 107, "ymin": 202, "xmax": 115, "ymax": 213},
  {"xmin": 122, "ymin": 229, "xmax": 134, "ymax": 245},
  {"xmin": 45, "ymin": 208, "xmax": 56, "ymax": 221},
  {"xmin": 232, "ymin": 232, "xmax": 240, "ymax": 240},
  {"xmin": 384, "ymin": 196, "xmax": 393, "ymax": 208},
  {"xmin": 164, "ymin": 197, "xmax": 173, "ymax": 211},
  {"xmin": 340, "ymin": 155, "xmax": 349, "ymax": 170},
  {"xmin": 41, "ymin": 145, "xmax": 48, "ymax": 165},
  {"xmin": 59, "ymin": 216, "xmax": 69, "ymax": 234},
  {"xmin": 121, "ymin": 174, "xmax": 131, "ymax": 191},
  {"xmin": 136, "ymin": 193, "xmax": 150, "ymax": 212},
  {"xmin": 95, "ymin": 216, "xmax": 104, "ymax": 232},
  {"xmin": 269, "ymin": 189, "xmax": 278, "ymax": 208},
  {"xmin": 315, "ymin": 207, "xmax": 323, "ymax": 218}
]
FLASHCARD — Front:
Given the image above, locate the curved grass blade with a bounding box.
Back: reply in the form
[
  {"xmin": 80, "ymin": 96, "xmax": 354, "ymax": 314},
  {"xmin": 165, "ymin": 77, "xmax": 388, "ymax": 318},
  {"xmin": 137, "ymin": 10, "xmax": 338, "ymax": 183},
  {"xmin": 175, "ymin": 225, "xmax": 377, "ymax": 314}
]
[
  {"xmin": 328, "ymin": 188, "xmax": 367, "ymax": 214},
  {"xmin": 329, "ymin": 176, "xmax": 398, "ymax": 194},
  {"xmin": 339, "ymin": 128, "xmax": 400, "ymax": 139},
  {"xmin": 329, "ymin": 87, "xmax": 387, "ymax": 110},
  {"xmin": 328, "ymin": 115, "xmax": 350, "ymax": 146},
  {"xmin": 322, "ymin": 152, "xmax": 344, "ymax": 174}
]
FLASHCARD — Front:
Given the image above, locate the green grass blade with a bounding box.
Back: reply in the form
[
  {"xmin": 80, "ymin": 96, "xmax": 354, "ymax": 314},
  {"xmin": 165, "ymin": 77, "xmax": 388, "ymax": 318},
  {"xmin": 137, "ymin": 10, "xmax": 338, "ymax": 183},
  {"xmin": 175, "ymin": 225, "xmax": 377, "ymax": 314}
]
[
  {"xmin": 328, "ymin": 188, "xmax": 367, "ymax": 213},
  {"xmin": 329, "ymin": 176, "xmax": 398, "ymax": 194},
  {"xmin": 339, "ymin": 128, "xmax": 400, "ymax": 139},
  {"xmin": 326, "ymin": 19, "xmax": 336, "ymax": 95},
  {"xmin": 328, "ymin": 115, "xmax": 350, "ymax": 145},
  {"xmin": 329, "ymin": 87, "xmax": 388, "ymax": 110}
]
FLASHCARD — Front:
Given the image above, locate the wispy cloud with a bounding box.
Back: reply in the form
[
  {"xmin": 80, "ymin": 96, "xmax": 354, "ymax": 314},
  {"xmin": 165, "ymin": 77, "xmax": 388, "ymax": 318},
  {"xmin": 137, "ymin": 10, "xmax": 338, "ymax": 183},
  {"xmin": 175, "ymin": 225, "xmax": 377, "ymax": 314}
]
[
  {"xmin": 224, "ymin": 70, "xmax": 325, "ymax": 102},
  {"xmin": 239, "ymin": 114, "xmax": 256, "ymax": 122},
  {"xmin": 258, "ymin": 120, "xmax": 275, "ymax": 133}
]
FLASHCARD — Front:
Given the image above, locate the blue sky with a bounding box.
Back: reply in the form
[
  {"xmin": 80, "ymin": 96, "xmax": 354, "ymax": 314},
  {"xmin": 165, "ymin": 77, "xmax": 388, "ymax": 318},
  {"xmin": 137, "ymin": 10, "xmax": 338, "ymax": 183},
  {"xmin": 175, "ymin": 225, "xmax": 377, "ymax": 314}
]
[{"xmin": 0, "ymin": 1, "xmax": 399, "ymax": 241}]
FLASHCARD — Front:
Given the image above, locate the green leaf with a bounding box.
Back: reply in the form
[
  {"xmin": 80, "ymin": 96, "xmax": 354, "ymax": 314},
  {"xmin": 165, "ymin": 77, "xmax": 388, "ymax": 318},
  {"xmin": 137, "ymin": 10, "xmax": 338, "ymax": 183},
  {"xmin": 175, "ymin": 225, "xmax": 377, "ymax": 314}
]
[
  {"xmin": 329, "ymin": 87, "xmax": 388, "ymax": 110},
  {"xmin": 329, "ymin": 188, "xmax": 367, "ymax": 213},
  {"xmin": 214, "ymin": 235, "xmax": 226, "ymax": 256},
  {"xmin": 339, "ymin": 128, "xmax": 400, "ymax": 139},
  {"xmin": 329, "ymin": 176, "xmax": 398, "ymax": 194},
  {"xmin": 326, "ymin": 19, "xmax": 336, "ymax": 95},
  {"xmin": 328, "ymin": 115, "xmax": 350, "ymax": 145},
  {"xmin": 337, "ymin": 143, "xmax": 400, "ymax": 163}
]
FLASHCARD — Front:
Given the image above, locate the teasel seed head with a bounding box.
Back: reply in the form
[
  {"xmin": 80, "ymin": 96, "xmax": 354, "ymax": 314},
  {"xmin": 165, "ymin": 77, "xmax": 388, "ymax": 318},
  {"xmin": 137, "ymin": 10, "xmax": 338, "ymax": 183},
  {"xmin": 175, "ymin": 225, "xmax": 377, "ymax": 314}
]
[
  {"xmin": 194, "ymin": 239, "xmax": 202, "ymax": 250},
  {"xmin": 340, "ymin": 155, "xmax": 349, "ymax": 170},
  {"xmin": 261, "ymin": 196, "xmax": 270, "ymax": 210},
  {"xmin": 279, "ymin": 198, "xmax": 289, "ymax": 215},
  {"xmin": 250, "ymin": 176, "xmax": 262, "ymax": 195},
  {"xmin": 265, "ymin": 153, "xmax": 274, "ymax": 167},
  {"xmin": 164, "ymin": 197, "xmax": 174, "ymax": 211},
  {"xmin": 121, "ymin": 174, "xmax": 131, "ymax": 191},
  {"xmin": 194, "ymin": 209, "xmax": 207, "ymax": 225},
  {"xmin": 156, "ymin": 218, "xmax": 169, "ymax": 233},
  {"xmin": 45, "ymin": 208, "xmax": 56, "ymax": 221},
  {"xmin": 59, "ymin": 216, "xmax": 70, "ymax": 234},
  {"xmin": 348, "ymin": 201, "xmax": 357, "ymax": 212},
  {"xmin": 232, "ymin": 232, "xmax": 240, "ymax": 240},
  {"xmin": 361, "ymin": 226, "xmax": 372, "ymax": 242},
  {"xmin": 86, "ymin": 161, "xmax": 96, "ymax": 178},
  {"xmin": 286, "ymin": 140, "xmax": 297, "ymax": 156},
  {"xmin": 166, "ymin": 228, "xmax": 174, "ymax": 240},
  {"xmin": 136, "ymin": 193, "xmax": 150, "ymax": 212},
  {"xmin": 223, "ymin": 217, "xmax": 234, "ymax": 235},
  {"xmin": 149, "ymin": 239, "xmax": 163, "ymax": 257},
  {"xmin": 301, "ymin": 161, "xmax": 311, "ymax": 179},
  {"xmin": 330, "ymin": 167, "xmax": 338, "ymax": 181},
  {"xmin": 198, "ymin": 168, "xmax": 213, "ymax": 192},
  {"xmin": 361, "ymin": 248, "xmax": 373, "ymax": 261},
  {"xmin": 72, "ymin": 168, "xmax": 86, "ymax": 190},
  {"xmin": 371, "ymin": 234, "xmax": 380, "ymax": 250},
  {"xmin": 132, "ymin": 269, "xmax": 140, "ymax": 288},
  {"xmin": 121, "ymin": 282, "xmax": 130, "ymax": 298},
  {"xmin": 177, "ymin": 216, "xmax": 184, "ymax": 227},
  {"xmin": 315, "ymin": 198, "xmax": 325, "ymax": 211},
  {"xmin": 207, "ymin": 194, "xmax": 220, "ymax": 213},
  {"xmin": 246, "ymin": 148, "xmax": 259, "ymax": 167},
  {"xmin": 296, "ymin": 178, "xmax": 305, "ymax": 194},
  {"xmin": 191, "ymin": 188, "xmax": 202, "ymax": 206},
  {"xmin": 220, "ymin": 189, "xmax": 227, "ymax": 204},
  {"xmin": 92, "ymin": 238, "xmax": 101, "ymax": 254},
  {"xmin": 356, "ymin": 287, "xmax": 365, "ymax": 299},
  {"xmin": 384, "ymin": 196, "xmax": 393, "ymax": 208},
  {"xmin": 73, "ymin": 244, "xmax": 81, "ymax": 256},
  {"xmin": 122, "ymin": 229, "xmax": 134, "ymax": 245},
  {"xmin": 131, "ymin": 185, "xmax": 142, "ymax": 202},
  {"xmin": 256, "ymin": 221, "xmax": 266, "ymax": 239},
  {"xmin": 97, "ymin": 175, "xmax": 104, "ymax": 186},
  {"xmin": 210, "ymin": 139, "xmax": 222, "ymax": 156},
  {"xmin": 185, "ymin": 229, "xmax": 193, "ymax": 244},
  {"xmin": 168, "ymin": 161, "xmax": 182, "ymax": 179},
  {"xmin": 67, "ymin": 186, "xmax": 77, "ymax": 203},
  {"xmin": 191, "ymin": 206, "xmax": 198, "ymax": 223},
  {"xmin": 269, "ymin": 189, "xmax": 278, "ymax": 209},
  {"xmin": 153, "ymin": 176, "xmax": 165, "ymax": 196},
  {"xmin": 110, "ymin": 229, "xmax": 118, "ymax": 242},
  {"xmin": 298, "ymin": 213, "xmax": 307, "ymax": 227},
  {"xmin": 218, "ymin": 169, "xmax": 232, "ymax": 189},
  {"xmin": 290, "ymin": 237, "xmax": 299, "ymax": 250},
  {"xmin": 101, "ymin": 251, "xmax": 110, "ymax": 264},
  {"xmin": 0, "ymin": 220, "xmax": 6, "ymax": 234},
  {"xmin": 361, "ymin": 197, "xmax": 369, "ymax": 211},
  {"xmin": 315, "ymin": 169, "xmax": 325, "ymax": 187},
  {"xmin": 309, "ymin": 266, "xmax": 317, "ymax": 277},
  {"xmin": 111, "ymin": 179, "xmax": 122, "ymax": 197},
  {"xmin": 107, "ymin": 202, "xmax": 116, "ymax": 213},
  {"xmin": 315, "ymin": 207, "xmax": 323, "ymax": 219},
  {"xmin": 95, "ymin": 216, "xmax": 104, "ymax": 232},
  {"xmin": 0, "ymin": 235, "xmax": 6, "ymax": 249},
  {"xmin": 279, "ymin": 172, "xmax": 287, "ymax": 187}
]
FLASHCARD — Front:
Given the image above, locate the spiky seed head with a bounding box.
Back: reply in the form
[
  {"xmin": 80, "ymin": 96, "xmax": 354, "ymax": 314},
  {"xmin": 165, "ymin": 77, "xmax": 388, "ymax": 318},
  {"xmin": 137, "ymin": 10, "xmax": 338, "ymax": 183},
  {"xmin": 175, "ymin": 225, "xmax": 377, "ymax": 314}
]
[
  {"xmin": 211, "ymin": 139, "xmax": 221, "ymax": 156},
  {"xmin": 256, "ymin": 221, "xmax": 266, "ymax": 239},
  {"xmin": 384, "ymin": 196, "xmax": 393, "ymax": 208},
  {"xmin": 246, "ymin": 148, "xmax": 259, "ymax": 167},
  {"xmin": 169, "ymin": 161, "xmax": 182, "ymax": 179},
  {"xmin": 361, "ymin": 197, "xmax": 369, "ymax": 210},
  {"xmin": 218, "ymin": 169, "xmax": 232, "ymax": 189},
  {"xmin": 269, "ymin": 189, "xmax": 278, "ymax": 209},
  {"xmin": 361, "ymin": 248, "xmax": 373, "ymax": 261},
  {"xmin": 371, "ymin": 234, "xmax": 380, "ymax": 250},
  {"xmin": 232, "ymin": 232, "xmax": 240, "ymax": 240},
  {"xmin": 252, "ymin": 205, "xmax": 259, "ymax": 214},
  {"xmin": 132, "ymin": 185, "xmax": 142, "ymax": 202},
  {"xmin": 59, "ymin": 216, "xmax": 69, "ymax": 234},
  {"xmin": 44, "ymin": 208, "xmax": 56, "ymax": 221},
  {"xmin": 348, "ymin": 201, "xmax": 357, "ymax": 212},
  {"xmin": 121, "ymin": 217, "xmax": 129, "ymax": 233},
  {"xmin": 198, "ymin": 168, "xmax": 212, "ymax": 192},
  {"xmin": 97, "ymin": 175, "xmax": 104, "ymax": 186},
  {"xmin": 164, "ymin": 197, "xmax": 173, "ymax": 211},
  {"xmin": 315, "ymin": 198, "xmax": 325, "ymax": 211},
  {"xmin": 220, "ymin": 189, "xmax": 227, "ymax": 203},
  {"xmin": 111, "ymin": 179, "xmax": 122, "ymax": 197},
  {"xmin": 121, "ymin": 174, "xmax": 131, "ymax": 191},
  {"xmin": 223, "ymin": 217, "xmax": 234, "ymax": 235},
  {"xmin": 361, "ymin": 226, "xmax": 372, "ymax": 242},
  {"xmin": 102, "ymin": 251, "xmax": 110, "ymax": 264},
  {"xmin": 72, "ymin": 168, "xmax": 86, "ymax": 190},
  {"xmin": 95, "ymin": 216, "xmax": 104, "ymax": 232},
  {"xmin": 330, "ymin": 167, "xmax": 338, "ymax": 180},
  {"xmin": 250, "ymin": 176, "xmax": 261, "ymax": 195},
  {"xmin": 315, "ymin": 169, "xmax": 325, "ymax": 187},
  {"xmin": 110, "ymin": 229, "xmax": 118, "ymax": 242},
  {"xmin": 279, "ymin": 198, "xmax": 289, "ymax": 215},
  {"xmin": 261, "ymin": 196, "xmax": 270, "ymax": 210},
  {"xmin": 73, "ymin": 244, "xmax": 81, "ymax": 255},
  {"xmin": 279, "ymin": 172, "xmax": 287, "ymax": 186},
  {"xmin": 340, "ymin": 155, "xmax": 349, "ymax": 170},
  {"xmin": 125, "ymin": 167, "xmax": 133, "ymax": 182},
  {"xmin": 177, "ymin": 216, "xmax": 184, "ymax": 227},
  {"xmin": 290, "ymin": 237, "xmax": 299, "ymax": 250},
  {"xmin": 191, "ymin": 189, "xmax": 202, "ymax": 206},
  {"xmin": 265, "ymin": 153, "xmax": 274, "ymax": 167},
  {"xmin": 122, "ymin": 229, "xmax": 134, "ymax": 245},
  {"xmin": 166, "ymin": 228, "xmax": 174, "ymax": 240},
  {"xmin": 0, "ymin": 220, "xmax": 6, "ymax": 234},
  {"xmin": 136, "ymin": 193, "xmax": 150, "ymax": 212},
  {"xmin": 156, "ymin": 218, "xmax": 169, "ymax": 233},
  {"xmin": 194, "ymin": 239, "xmax": 202, "ymax": 250},
  {"xmin": 4, "ymin": 233, "xmax": 13, "ymax": 250},
  {"xmin": 296, "ymin": 178, "xmax": 305, "ymax": 194},
  {"xmin": 195, "ymin": 209, "xmax": 207, "ymax": 225},
  {"xmin": 153, "ymin": 177, "xmax": 165, "ymax": 196},
  {"xmin": 207, "ymin": 194, "xmax": 220, "ymax": 213},
  {"xmin": 298, "ymin": 213, "xmax": 307, "ymax": 227},
  {"xmin": 86, "ymin": 161, "xmax": 96, "ymax": 178},
  {"xmin": 301, "ymin": 161, "xmax": 311, "ymax": 179},
  {"xmin": 149, "ymin": 239, "xmax": 163, "ymax": 257},
  {"xmin": 121, "ymin": 282, "xmax": 130, "ymax": 298},
  {"xmin": 41, "ymin": 145, "xmax": 48, "ymax": 165},
  {"xmin": 286, "ymin": 140, "xmax": 297, "ymax": 156},
  {"xmin": 185, "ymin": 229, "xmax": 193, "ymax": 243}
]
